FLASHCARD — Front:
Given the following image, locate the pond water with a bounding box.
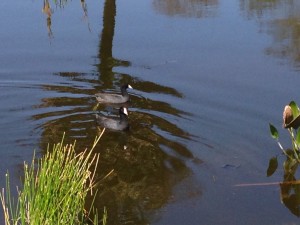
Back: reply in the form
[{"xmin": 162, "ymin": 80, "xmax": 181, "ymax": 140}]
[{"xmin": 1, "ymin": 0, "xmax": 300, "ymax": 224}]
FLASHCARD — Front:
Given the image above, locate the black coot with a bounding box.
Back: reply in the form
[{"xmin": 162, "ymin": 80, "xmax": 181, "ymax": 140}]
[
  {"xmin": 95, "ymin": 84, "xmax": 133, "ymax": 104},
  {"xmin": 95, "ymin": 107, "xmax": 129, "ymax": 131}
]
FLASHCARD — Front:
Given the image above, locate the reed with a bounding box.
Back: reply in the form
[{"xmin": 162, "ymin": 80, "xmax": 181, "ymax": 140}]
[{"xmin": 0, "ymin": 129, "xmax": 105, "ymax": 225}]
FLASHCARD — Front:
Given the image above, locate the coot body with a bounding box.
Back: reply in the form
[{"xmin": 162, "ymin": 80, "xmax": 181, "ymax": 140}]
[
  {"xmin": 95, "ymin": 84, "xmax": 133, "ymax": 104},
  {"xmin": 96, "ymin": 107, "xmax": 129, "ymax": 131}
]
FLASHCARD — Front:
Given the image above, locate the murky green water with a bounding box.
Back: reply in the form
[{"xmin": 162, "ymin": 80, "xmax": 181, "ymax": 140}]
[{"xmin": 1, "ymin": 0, "xmax": 300, "ymax": 224}]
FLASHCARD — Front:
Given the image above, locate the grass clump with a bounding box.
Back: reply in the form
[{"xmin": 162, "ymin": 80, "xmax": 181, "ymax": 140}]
[{"xmin": 0, "ymin": 130, "xmax": 105, "ymax": 225}]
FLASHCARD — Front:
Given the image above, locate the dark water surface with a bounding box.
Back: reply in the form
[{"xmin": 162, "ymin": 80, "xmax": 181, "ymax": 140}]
[{"xmin": 1, "ymin": 0, "xmax": 300, "ymax": 224}]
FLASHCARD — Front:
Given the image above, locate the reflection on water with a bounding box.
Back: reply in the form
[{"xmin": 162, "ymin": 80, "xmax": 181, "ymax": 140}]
[
  {"xmin": 240, "ymin": 0, "xmax": 300, "ymax": 69},
  {"xmin": 265, "ymin": 13, "xmax": 300, "ymax": 69},
  {"xmin": 253, "ymin": 0, "xmax": 300, "ymax": 212},
  {"xmin": 153, "ymin": 0, "xmax": 218, "ymax": 18},
  {"xmin": 97, "ymin": 0, "xmax": 130, "ymax": 88},
  {"xmin": 42, "ymin": 0, "xmax": 53, "ymax": 38},
  {"xmin": 80, "ymin": 0, "xmax": 92, "ymax": 32},
  {"xmin": 32, "ymin": 71, "xmax": 195, "ymax": 224},
  {"xmin": 240, "ymin": 0, "xmax": 282, "ymax": 17},
  {"xmin": 33, "ymin": 0, "xmax": 198, "ymax": 224},
  {"xmin": 280, "ymin": 165, "xmax": 300, "ymax": 217},
  {"xmin": 268, "ymin": 152, "xmax": 300, "ymax": 217},
  {"xmin": 42, "ymin": 0, "xmax": 91, "ymax": 38}
]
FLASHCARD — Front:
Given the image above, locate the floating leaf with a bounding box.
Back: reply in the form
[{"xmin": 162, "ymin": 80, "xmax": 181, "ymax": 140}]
[
  {"xmin": 269, "ymin": 124, "xmax": 279, "ymax": 139},
  {"xmin": 289, "ymin": 101, "xmax": 300, "ymax": 118},
  {"xmin": 267, "ymin": 157, "xmax": 278, "ymax": 177}
]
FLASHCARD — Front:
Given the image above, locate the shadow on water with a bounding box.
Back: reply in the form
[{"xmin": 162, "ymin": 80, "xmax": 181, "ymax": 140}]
[{"xmin": 32, "ymin": 0, "xmax": 201, "ymax": 224}]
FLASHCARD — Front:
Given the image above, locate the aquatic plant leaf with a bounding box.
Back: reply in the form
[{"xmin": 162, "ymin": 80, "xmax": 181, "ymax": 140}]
[
  {"xmin": 296, "ymin": 131, "xmax": 300, "ymax": 148},
  {"xmin": 289, "ymin": 101, "xmax": 300, "ymax": 118},
  {"xmin": 267, "ymin": 157, "xmax": 278, "ymax": 177},
  {"xmin": 269, "ymin": 124, "xmax": 279, "ymax": 139},
  {"xmin": 285, "ymin": 115, "xmax": 300, "ymax": 130}
]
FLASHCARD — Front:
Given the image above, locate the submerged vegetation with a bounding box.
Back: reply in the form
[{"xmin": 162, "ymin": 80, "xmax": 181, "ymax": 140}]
[{"xmin": 0, "ymin": 130, "xmax": 106, "ymax": 225}]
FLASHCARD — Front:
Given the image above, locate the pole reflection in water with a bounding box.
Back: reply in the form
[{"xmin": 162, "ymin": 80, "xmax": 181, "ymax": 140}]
[
  {"xmin": 32, "ymin": 0, "xmax": 201, "ymax": 224},
  {"xmin": 97, "ymin": 0, "xmax": 130, "ymax": 89}
]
